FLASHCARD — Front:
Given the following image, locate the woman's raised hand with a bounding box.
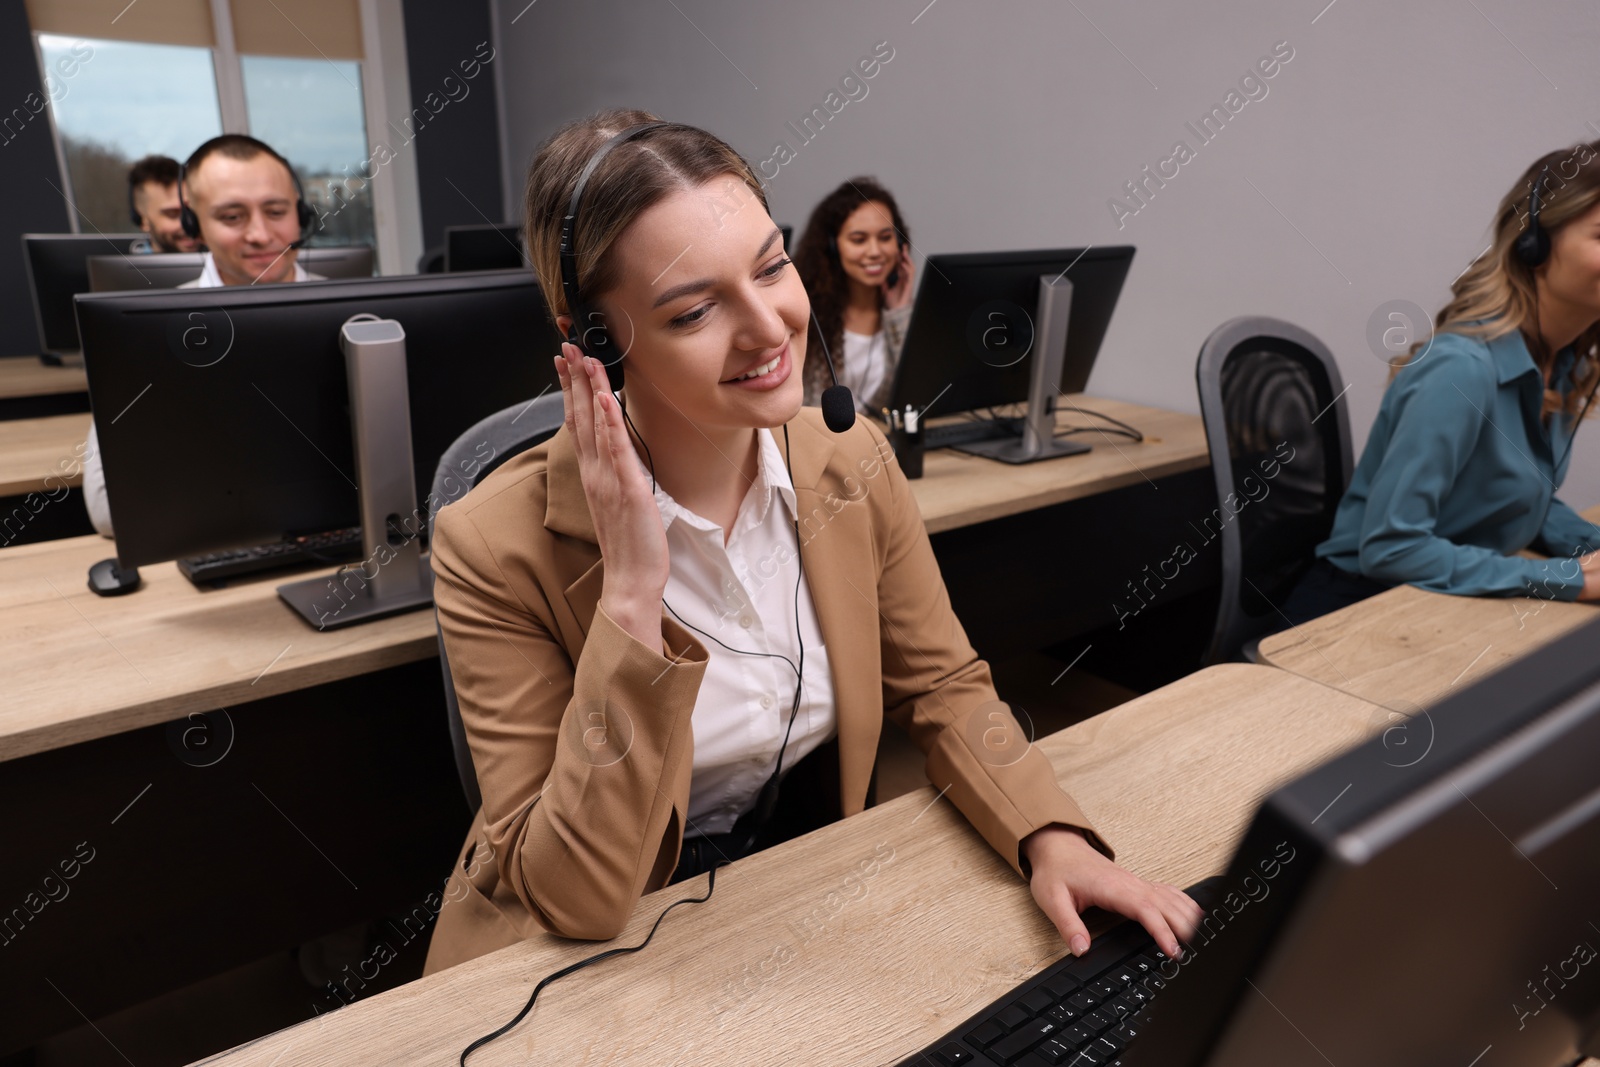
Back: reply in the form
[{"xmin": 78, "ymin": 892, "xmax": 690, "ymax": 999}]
[
  {"xmin": 555, "ymin": 342, "xmax": 670, "ymax": 650},
  {"xmin": 883, "ymin": 245, "xmax": 915, "ymax": 310}
]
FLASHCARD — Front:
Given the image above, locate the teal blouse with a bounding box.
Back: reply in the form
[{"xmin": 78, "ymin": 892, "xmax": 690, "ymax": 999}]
[{"xmin": 1318, "ymin": 325, "xmax": 1598, "ymax": 600}]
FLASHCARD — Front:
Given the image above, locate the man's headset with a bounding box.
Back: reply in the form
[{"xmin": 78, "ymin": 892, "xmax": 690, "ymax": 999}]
[
  {"xmin": 558, "ymin": 121, "xmax": 856, "ymax": 432},
  {"xmin": 177, "ymin": 136, "xmax": 317, "ymax": 247}
]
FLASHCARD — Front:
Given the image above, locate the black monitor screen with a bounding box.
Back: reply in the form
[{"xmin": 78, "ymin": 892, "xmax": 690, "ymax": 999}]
[
  {"xmin": 889, "ymin": 246, "xmax": 1134, "ymax": 417},
  {"xmin": 75, "ymin": 270, "xmax": 563, "ymax": 567},
  {"xmin": 444, "ymin": 224, "xmax": 525, "ymax": 272},
  {"xmin": 23, "ymin": 233, "xmax": 147, "ymax": 355}
]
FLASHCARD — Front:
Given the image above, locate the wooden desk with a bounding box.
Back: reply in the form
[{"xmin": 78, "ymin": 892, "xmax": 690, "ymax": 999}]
[
  {"xmin": 0, "ymin": 412, "xmax": 90, "ymax": 496},
  {"xmin": 1256, "ymin": 583, "xmax": 1597, "ymax": 710},
  {"xmin": 1257, "ymin": 502, "xmax": 1600, "ymax": 709},
  {"xmin": 0, "ymin": 535, "xmax": 438, "ymax": 762},
  {"xmin": 914, "ymin": 395, "xmax": 1206, "ymax": 534},
  {"xmin": 0, "ymin": 397, "xmax": 1203, "ymax": 763},
  {"xmin": 0, "ymin": 353, "xmax": 87, "ymax": 400},
  {"xmin": 182, "ymin": 664, "xmax": 1391, "ymax": 1066}
]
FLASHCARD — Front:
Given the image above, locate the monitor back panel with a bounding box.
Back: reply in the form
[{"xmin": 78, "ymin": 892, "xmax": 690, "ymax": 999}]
[{"xmin": 77, "ymin": 271, "xmax": 562, "ymax": 566}]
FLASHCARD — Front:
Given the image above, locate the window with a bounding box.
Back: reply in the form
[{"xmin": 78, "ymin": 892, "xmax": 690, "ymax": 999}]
[
  {"xmin": 28, "ymin": 0, "xmax": 395, "ymax": 262},
  {"xmin": 241, "ymin": 56, "xmax": 372, "ymax": 248},
  {"xmin": 36, "ymin": 34, "xmax": 222, "ymax": 236}
]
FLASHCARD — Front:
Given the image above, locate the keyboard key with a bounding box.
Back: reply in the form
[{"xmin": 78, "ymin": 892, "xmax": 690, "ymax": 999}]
[
  {"xmin": 932, "ymin": 1044, "xmax": 974, "ymax": 1066},
  {"xmin": 965, "ymin": 1022, "xmax": 1004, "ymax": 1049},
  {"xmin": 1020, "ymin": 988, "xmax": 1055, "ymax": 1016},
  {"xmin": 990, "ymin": 1019, "xmax": 1059, "ymax": 1064},
  {"xmin": 1106, "ymin": 966, "xmax": 1139, "ymax": 988},
  {"xmin": 996, "ymin": 1005, "xmax": 1032, "ymax": 1032},
  {"xmin": 1129, "ymin": 954, "xmax": 1159, "ymax": 975},
  {"xmin": 1062, "ymin": 1024, "xmax": 1095, "ymax": 1047},
  {"xmin": 1061, "ymin": 1046, "xmax": 1107, "ymax": 1066},
  {"xmin": 1036, "ymin": 1039, "xmax": 1078, "ymax": 1064},
  {"xmin": 1066, "ymin": 990, "xmax": 1098, "ymax": 1012},
  {"xmin": 1081, "ymin": 1009, "xmax": 1114, "ymax": 1033},
  {"xmin": 1043, "ymin": 973, "xmax": 1082, "ymax": 999},
  {"xmin": 1087, "ymin": 978, "xmax": 1120, "ymax": 999},
  {"xmin": 1100, "ymin": 996, "xmax": 1134, "ymax": 1022},
  {"xmin": 1112, "ymin": 1022, "xmax": 1140, "ymax": 1045},
  {"xmin": 1046, "ymin": 1004, "xmax": 1082, "ymax": 1028},
  {"xmin": 1092, "ymin": 1036, "xmax": 1120, "ymax": 1057}
]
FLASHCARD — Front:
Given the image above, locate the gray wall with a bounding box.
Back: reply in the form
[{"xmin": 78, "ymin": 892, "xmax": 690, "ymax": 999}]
[{"xmin": 491, "ymin": 0, "xmax": 1600, "ymax": 507}]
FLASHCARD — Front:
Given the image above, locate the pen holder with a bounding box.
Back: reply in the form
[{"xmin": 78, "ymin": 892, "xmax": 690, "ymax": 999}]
[{"xmin": 888, "ymin": 415, "xmax": 924, "ymax": 479}]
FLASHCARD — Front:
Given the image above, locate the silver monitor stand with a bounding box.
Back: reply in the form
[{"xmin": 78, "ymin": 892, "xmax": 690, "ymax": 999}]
[
  {"xmin": 957, "ymin": 273, "xmax": 1091, "ymax": 464},
  {"xmin": 278, "ymin": 317, "xmax": 434, "ymax": 629}
]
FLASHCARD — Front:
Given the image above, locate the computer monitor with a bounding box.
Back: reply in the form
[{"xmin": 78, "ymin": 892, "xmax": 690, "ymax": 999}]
[
  {"xmin": 1121, "ymin": 614, "xmax": 1600, "ymax": 1066},
  {"xmin": 75, "ymin": 270, "xmax": 564, "ymax": 577},
  {"xmin": 85, "ymin": 245, "xmax": 375, "ymax": 292},
  {"xmin": 22, "ymin": 233, "xmax": 147, "ymax": 361},
  {"xmin": 444, "ymin": 224, "xmax": 525, "ymax": 272},
  {"xmin": 887, "ymin": 246, "xmax": 1135, "ymax": 459}
]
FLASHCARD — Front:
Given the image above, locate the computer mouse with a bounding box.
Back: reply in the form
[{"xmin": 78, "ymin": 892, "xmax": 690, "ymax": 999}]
[{"xmin": 87, "ymin": 557, "xmax": 142, "ymax": 596}]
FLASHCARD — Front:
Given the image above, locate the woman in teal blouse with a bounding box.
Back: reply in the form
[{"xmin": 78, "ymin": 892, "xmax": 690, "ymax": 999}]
[{"xmin": 1282, "ymin": 142, "xmax": 1600, "ymax": 623}]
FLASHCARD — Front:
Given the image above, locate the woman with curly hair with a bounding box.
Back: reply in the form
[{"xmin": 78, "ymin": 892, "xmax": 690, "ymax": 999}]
[{"xmin": 793, "ymin": 178, "xmax": 915, "ymax": 414}]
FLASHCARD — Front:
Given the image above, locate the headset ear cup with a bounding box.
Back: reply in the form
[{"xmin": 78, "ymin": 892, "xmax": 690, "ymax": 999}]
[
  {"xmin": 296, "ymin": 199, "xmax": 317, "ymax": 244},
  {"xmin": 1516, "ymin": 226, "xmax": 1551, "ymax": 268},
  {"xmin": 180, "ymin": 203, "xmax": 201, "ymax": 239}
]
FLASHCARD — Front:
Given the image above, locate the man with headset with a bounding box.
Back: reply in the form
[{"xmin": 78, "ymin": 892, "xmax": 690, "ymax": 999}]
[
  {"xmin": 82, "ymin": 134, "xmax": 325, "ymax": 537},
  {"xmin": 125, "ymin": 154, "xmax": 200, "ymax": 254}
]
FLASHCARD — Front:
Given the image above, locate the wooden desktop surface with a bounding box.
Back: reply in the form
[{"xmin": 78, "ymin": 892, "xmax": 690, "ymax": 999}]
[
  {"xmin": 186, "ymin": 664, "xmax": 1395, "ymax": 1067},
  {"xmin": 0, "ymin": 397, "xmax": 1200, "ymax": 763},
  {"xmin": 0, "ymin": 535, "xmax": 439, "ymax": 763},
  {"xmin": 0, "ymin": 412, "xmax": 90, "ymax": 495},
  {"xmin": 0, "ymin": 354, "xmax": 87, "ymax": 400},
  {"xmin": 1256, "ymin": 503, "xmax": 1600, "ymax": 709}
]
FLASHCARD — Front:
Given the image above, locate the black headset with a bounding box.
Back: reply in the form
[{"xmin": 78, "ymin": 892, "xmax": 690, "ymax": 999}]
[
  {"xmin": 558, "ymin": 121, "xmax": 857, "ymax": 432},
  {"xmin": 177, "ymin": 136, "xmax": 317, "ymax": 247},
  {"xmin": 127, "ymin": 182, "xmax": 143, "ymax": 228},
  {"xmin": 1515, "ymin": 163, "xmax": 1554, "ymax": 269}
]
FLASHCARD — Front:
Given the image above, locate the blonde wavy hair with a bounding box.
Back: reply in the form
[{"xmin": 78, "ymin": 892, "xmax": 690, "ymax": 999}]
[{"xmin": 1403, "ymin": 139, "xmax": 1600, "ymax": 417}]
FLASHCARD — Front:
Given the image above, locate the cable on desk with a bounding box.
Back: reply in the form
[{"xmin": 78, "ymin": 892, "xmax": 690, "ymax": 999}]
[
  {"xmin": 1053, "ymin": 403, "xmax": 1145, "ymax": 443},
  {"xmin": 459, "ymin": 862, "xmax": 728, "ymax": 1066}
]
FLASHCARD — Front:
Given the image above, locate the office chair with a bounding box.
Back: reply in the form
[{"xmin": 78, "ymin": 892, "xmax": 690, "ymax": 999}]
[
  {"xmin": 1195, "ymin": 317, "xmax": 1353, "ymax": 665},
  {"xmin": 427, "ymin": 392, "xmax": 565, "ymax": 813},
  {"xmin": 417, "ymin": 246, "xmax": 445, "ymax": 273}
]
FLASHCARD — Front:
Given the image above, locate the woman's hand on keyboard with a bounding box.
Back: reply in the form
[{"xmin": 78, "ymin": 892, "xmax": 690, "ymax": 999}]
[{"xmin": 1022, "ymin": 824, "xmax": 1203, "ymax": 960}]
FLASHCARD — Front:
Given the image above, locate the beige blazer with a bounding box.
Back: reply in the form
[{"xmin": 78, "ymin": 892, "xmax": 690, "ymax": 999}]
[{"xmin": 422, "ymin": 406, "xmax": 1111, "ymax": 975}]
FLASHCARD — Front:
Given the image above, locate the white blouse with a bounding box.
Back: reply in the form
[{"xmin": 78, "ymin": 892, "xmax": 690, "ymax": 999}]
[
  {"xmin": 840, "ymin": 329, "xmax": 890, "ymax": 415},
  {"xmin": 645, "ymin": 427, "xmax": 838, "ymax": 836}
]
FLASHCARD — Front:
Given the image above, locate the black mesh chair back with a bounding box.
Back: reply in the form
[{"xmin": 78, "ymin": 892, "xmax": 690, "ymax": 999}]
[
  {"xmin": 1195, "ymin": 317, "xmax": 1353, "ymax": 664},
  {"xmin": 428, "ymin": 392, "xmax": 564, "ymax": 813}
]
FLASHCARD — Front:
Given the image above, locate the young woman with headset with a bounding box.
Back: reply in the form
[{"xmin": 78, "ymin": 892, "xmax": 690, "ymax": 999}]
[
  {"xmin": 422, "ymin": 109, "xmax": 1201, "ymax": 978},
  {"xmin": 794, "ymin": 178, "xmax": 916, "ymax": 414},
  {"xmin": 1280, "ymin": 141, "xmax": 1600, "ymax": 625}
]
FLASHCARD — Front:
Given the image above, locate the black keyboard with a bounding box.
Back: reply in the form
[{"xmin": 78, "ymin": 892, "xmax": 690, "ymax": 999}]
[
  {"xmin": 895, "ymin": 877, "xmax": 1224, "ymax": 1067},
  {"xmin": 177, "ymin": 527, "xmax": 365, "ymax": 586},
  {"xmin": 921, "ymin": 416, "xmax": 1025, "ymax": 451}
]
